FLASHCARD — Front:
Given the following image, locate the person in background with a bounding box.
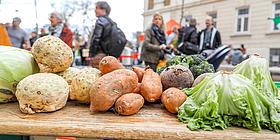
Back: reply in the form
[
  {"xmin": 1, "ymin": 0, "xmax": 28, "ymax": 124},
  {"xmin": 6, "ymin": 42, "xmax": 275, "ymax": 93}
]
[
  {"xmin": 40, "ymin": 28, "xmax": 47, "ymax": 37},
  {"xmin": 199, "ymin": 16, "xmax": 222, "ymax": 51},
  {"xmin": 48, "ymin": 11, "xmax": 73, "ymax": 48},
  {"xmin": 89, "ymin": 1, "xmax": 115, "ymax": 68},
  {"xmin": 177, "ymin": 18, "xmax": 199, "ymax": 55},
  {"xmin": 141, "ymin": 13, "xmax": 166, "ymax": 71},
  {"xmin": 230, "ymin": 48, "xmax": 244, "ymax": 66},
  {"xmin": 240, "ymin": 44, "xmax": 249, "ymax": 60},
  {"xmin": 6, "ymin": 17, "xmax": 30, "ymax": 50},
  {"xmin": 29, "ymin": 31, "xmax": 38, "ymax": 47},
  {"xmin": 0, "ymin": 23, "xmax": 12, "ymax": 46}
]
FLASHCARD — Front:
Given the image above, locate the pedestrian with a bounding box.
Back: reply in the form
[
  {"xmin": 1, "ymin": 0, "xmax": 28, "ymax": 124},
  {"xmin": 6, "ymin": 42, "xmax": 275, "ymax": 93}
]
[
  {"xmin": 6, "ymin": 17, "xmax": 30, "ymax": 50},
  {"xmin": 240, "ymin": 44, "xmax": 249, "ymax": 60},
  {"xmin": 29, "ymin": 31, "xmax": 38, "ymax": 47},
  {"xmin": 230, "ymin": 48, "xmax": 244, "ymax": 65},
  {"xmin": 199, "ymin": 16, "xmax": 222, "ymax": 51},
  {"xmin": 0, "ymin": 23, "xmax": 12, "ymax": 46},
  {"xmin": 141, "ymin": 13, "xmax": 166, "ymax": 71},
  {"xmin": 177, "ymin": 18, "xmax": 199, "ymax": 55},
  {"xmin": 40, "ymin": 28, "xmax": 47, "ymax": 37},
  {"xmin": 48, "ymin": 11, "xmax": 73, "ymax": 48},
  {"xmin": 89, "ymin": 1, "xmax": 127, "ymax": 68},
  {"xmin": 166, "ymin": 26, "xmax": 178, "ymax": 49}
]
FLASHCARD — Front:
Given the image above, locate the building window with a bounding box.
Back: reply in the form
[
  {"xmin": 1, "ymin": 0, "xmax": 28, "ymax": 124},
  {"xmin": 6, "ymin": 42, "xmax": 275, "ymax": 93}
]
[
  {"xmin": 272, "ymin": 3, "xmax": 280, "ymax": 30},
  {"xmin": 270, "ymin": 48, "xmax": 280, "ymax": 66},
  {"xmin": 164, "ymin": 0, "xmax": 170, "ymax": 6},
  {"xmin": 148, "ymin": 0, "xmax": 154, "ymax": 10},
  {"xmin": 236, "ymin": 7, "xmax": 250, "ymax": 33},
  {"xmin": 208, "ymin": 12, "xmax": 217, "ymax": 27}
]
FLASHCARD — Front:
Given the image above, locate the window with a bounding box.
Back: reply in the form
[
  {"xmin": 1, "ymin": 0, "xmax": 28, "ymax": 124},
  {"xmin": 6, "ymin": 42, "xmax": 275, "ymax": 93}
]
[
  {"xmin": 236, "ymin": 8, "xmax": 250, "ymax": 33},
  {"xmin": 273, "ymin": 3, "xmax": 280, "ymax": 30},
  {"xmin": 270, "ymin": 48, "xmax": 280, "ymax": 66},
  {"xmin": 148, "ymin": 0, "xmax": 154, "ymax": 10},
  {"xmin": 164, "ymin": 0, "xmax": 171, "ymax": 6},
  {"xmin": 208, "ymin": 12, "xmax": 217, "ymax": 27}
]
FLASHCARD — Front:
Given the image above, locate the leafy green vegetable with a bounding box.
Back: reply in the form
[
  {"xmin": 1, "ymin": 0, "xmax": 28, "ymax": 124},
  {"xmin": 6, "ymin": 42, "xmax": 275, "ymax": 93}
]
[
  {"xmin": 233, "ymin": 55, "xmax": 280, "ymax": 112},
  {"xmin": 178, "ymin": 72, "xmax": 280, "ymax": 133},
  {"xmin": 157, "ymin": 55, "xmax": 214, "ymax": 78},
  {"xmin": 0, "ymin": 47, "xmax": 39, "ymax": 103}
]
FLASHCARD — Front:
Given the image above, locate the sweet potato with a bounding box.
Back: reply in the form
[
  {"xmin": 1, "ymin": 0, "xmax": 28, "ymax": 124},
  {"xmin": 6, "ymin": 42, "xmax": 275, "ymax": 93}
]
[
  {"xmin": 161, "ymin": 87, "xmax": 187, "ymax": 114},
  {"xmin": 99, "ymin": 56, "xmax": 124, "ymax": 74},
  {"xmin": 160, "ymin": 65, "xmax": 194, "ymax": 90},
  {"xmin": 140, "ymin": 68, "xmax": 162, "ymax": 102},
  {"xmin": 133, "ymin": 83, "xmax": 141, "ymax": 94},
  {"xmin": 92, "ymin": 53, "xmax": 106, "ymax": 69},
  {"xmin": 115, "ymin": 93, "xmax": 144, "ymax": 115},
  {"xmin": 132, "ymin": 66, "xmax": 145, "ymax": 82},
  {"xmin": 90, "ymin": 69, "xmax": 138, "ymax": 112}
]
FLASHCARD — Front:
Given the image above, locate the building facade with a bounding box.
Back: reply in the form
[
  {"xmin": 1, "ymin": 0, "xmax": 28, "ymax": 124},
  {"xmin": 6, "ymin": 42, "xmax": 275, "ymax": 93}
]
[{"xmin": 143, "ymin": 0, "xmax": 280, "ymax": 66}]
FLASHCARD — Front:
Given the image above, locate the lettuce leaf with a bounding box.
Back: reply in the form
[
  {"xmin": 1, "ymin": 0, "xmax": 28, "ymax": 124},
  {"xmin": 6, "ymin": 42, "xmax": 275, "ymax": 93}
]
[
  {"xmin": 233, "ymin": 55, "xmax": 280, "ymax": 112},
  {"xmin": 178, "ymin": 72, "xmax": 280, "ymax": 133}
]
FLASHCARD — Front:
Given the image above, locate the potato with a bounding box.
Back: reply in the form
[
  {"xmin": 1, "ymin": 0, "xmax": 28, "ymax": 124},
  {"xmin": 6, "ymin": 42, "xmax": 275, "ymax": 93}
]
[
  {"xmin": 115, "ymin": 93, "xmax": 144, "ymax": 116},
  {"xmin": 70, "ymin": 68, "xmax": 101, "ymax": 103},
  {"xmin": 31, "ymin": 36, "xmax": 73, "ymax": 73},
  {"xmin": 160, "ymin": 65, "xmax": 194, "ymax": 90},
  {"xmin": 90, "ymin": 69, "xmax": 138, "ymax": 112},
  {"xmin": 16, "ymin": 73, "xmax": 69, "ymax": 114},
  {"xmin": 99, "ymin": 56, "xmax": 124, "ymax": 75},
  {"xmin": 132, "ymin": 66, "xmax": 145, "ymax": 82},
  {"xmin": 161, "ymin": 87, "xmax": 187, "ymax": 114},
  {"xmin": 57, "ymin": 67, "xmax": 81, "ymax": 86},
  {"xmin": 140, "ymin": 68, "xmax": 162, "ymax": 102},
  {"xmin": 133, "ymin": 83, "xmax": 141, "ymax": 94},
  {"xmin": 192, "ymin": 73, "xmax": 211, "ymax": 87},
  {"xmin": 91, "ymin": 53, "xmax": 106, "ymax": 69}
]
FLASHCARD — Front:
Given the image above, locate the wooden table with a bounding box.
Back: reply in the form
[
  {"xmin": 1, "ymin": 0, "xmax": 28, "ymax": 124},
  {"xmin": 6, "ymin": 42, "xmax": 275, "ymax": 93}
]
[{"xmin": 0, "ymin": 102, "xmax": 279, "ymax": 140}]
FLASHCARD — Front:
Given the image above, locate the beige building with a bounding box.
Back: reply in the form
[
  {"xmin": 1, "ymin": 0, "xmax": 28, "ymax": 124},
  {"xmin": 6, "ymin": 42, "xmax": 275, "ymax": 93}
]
[{"xmin": 143, "ymin": 0, "xmax": 280, "ymax": 66}]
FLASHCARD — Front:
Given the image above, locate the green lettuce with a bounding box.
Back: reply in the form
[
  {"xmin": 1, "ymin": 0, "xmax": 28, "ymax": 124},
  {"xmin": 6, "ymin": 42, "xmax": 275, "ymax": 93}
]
[
  {"xmin": 178, "ymin": 72, "xmax": 280, "ymax": 133},
  {"xmin": 233, "ymin": 55, "xmax": 280, "ymax": 112},
  {"xmin": 0, "ymin": 47, "xmax": 39, "ymax": 103}
]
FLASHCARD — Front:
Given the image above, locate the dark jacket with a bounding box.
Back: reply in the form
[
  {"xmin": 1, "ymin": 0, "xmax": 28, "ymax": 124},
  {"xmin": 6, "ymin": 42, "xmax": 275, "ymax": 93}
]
[
  {"xmin": 198, "ymin": 27, "xmax": 222, "ymax": 50},
  {"xmin": 141, "ymin": 28, "xmax": 163, "ymax": 64},
  {"xmin": 178, "ymin": 25, "xmax": 198, "ymax": 46},
  {"xmin": 89, "ymin": 16, "xmax": 112, "ymax": 57}
]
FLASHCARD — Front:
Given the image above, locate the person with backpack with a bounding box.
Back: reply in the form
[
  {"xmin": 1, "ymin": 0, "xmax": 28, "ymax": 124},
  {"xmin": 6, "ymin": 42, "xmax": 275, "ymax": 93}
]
[
  {"xmin": 177, "ymin": 18, "xmax": 199, "ymax": 55},
  {"xmin": 89, "ymin": 1, "xmax": 127, "ymax": 68},
  {"xmin": 141, "ymin": 13, "xmax": 166, "ymax": 72}
]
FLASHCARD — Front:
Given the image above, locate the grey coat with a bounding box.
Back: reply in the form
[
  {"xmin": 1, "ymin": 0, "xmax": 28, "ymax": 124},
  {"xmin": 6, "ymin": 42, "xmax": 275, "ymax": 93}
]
[{"xmin": 141, "ymin": 28, "xmax": 163, "ymax": 64}]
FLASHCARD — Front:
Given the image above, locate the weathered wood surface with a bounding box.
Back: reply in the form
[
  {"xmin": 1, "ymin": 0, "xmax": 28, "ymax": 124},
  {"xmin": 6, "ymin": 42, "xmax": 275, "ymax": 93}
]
[{"xmin": 0, "ymin": 102, "xmax": 279, "ymax": 140}]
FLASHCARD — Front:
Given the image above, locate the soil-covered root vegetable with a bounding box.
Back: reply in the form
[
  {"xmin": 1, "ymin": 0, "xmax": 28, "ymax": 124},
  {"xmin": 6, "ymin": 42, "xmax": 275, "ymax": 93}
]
[
  {"xmin": 115, "ymin": 93, "xmax": 144, "ymax": 115},
  {"xmin": 161, "ymin": 87, "xmax": 187, "ymax": 114},
  {"xmin": 57, "ymin": 67, "xmax": 81, "ymax": 86},
  {"xmin": 15, "ymin": 73, "xmax": 69, "ymax": 114},
  {"xmin": 132, "ymin": 66, "xmax": 145, "ymax": 82},
  {"xmin": 160, "ymin": 65, "xmax": 194, "ymax": 90},
  {"xmin": 70, "ymin": 68, "xmax": 101, "ymax": 103},
  {"xmin": 140, "ymin": 68, "xmax": 162, "ymax": 102},
  {"xmin": 31, "ymin": 36, "xmax": 73, "ymax": 73},
  {"xmin": 99, "ymin": 56, "xmax": 124, "ymax": 75},
  {"xmin": 192, "ymin": 73, "xmax": 211, "ymax": 87},
  {"xmin": 90, "ymin": 69, "xmax": 138, "ymax": 112}
]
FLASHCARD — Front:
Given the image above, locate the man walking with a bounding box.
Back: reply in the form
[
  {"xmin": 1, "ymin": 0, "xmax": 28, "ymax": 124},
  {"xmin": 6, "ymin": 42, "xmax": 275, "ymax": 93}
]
[
  {"xmin": 199, "ymin": 16, "xmax": 222, "ymax": 51},
  {"xmin": 7, "ymin": 17, "xmax": 30, "ymax": 50}
]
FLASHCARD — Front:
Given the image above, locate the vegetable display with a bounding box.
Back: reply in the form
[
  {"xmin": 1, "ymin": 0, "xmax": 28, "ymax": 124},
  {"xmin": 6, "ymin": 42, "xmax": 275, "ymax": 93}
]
[
  {"xmin": 158, "ymin": 55, "xmax": 214, "ymax": 78},
  {"xmin": 178, "ymin": 72, "xmax": 280, "ymax": 133},
  {"xmin": 0, "ymin": 47, "xmax": 39, "ymax": 103},
  {"xmin": 90, "ymin": 69, "xmax": 138, "ymax": 112},
  {"xmin": 233, "ymin": 55, "xmax": 280, "ymax": 112},
  {"xmin": 16, "ymin": 73, "xmax": 69, "ymax": 114},
  {"xmin": 31, "ymin": 36, "xmax": 73, "ymax": 73}
]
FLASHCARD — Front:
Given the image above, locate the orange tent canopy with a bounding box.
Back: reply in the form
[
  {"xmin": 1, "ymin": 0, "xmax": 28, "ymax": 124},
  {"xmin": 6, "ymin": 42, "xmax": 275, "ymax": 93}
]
[{"xmin": 166, "ymin": 19, "xmax": 181, "ymax": 35}]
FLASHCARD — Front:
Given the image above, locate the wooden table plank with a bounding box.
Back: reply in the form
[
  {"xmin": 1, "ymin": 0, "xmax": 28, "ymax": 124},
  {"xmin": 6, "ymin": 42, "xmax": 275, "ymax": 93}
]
[{"xmin": 0, "ymin": 102, "xmax": 279, "ymax": 140}]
